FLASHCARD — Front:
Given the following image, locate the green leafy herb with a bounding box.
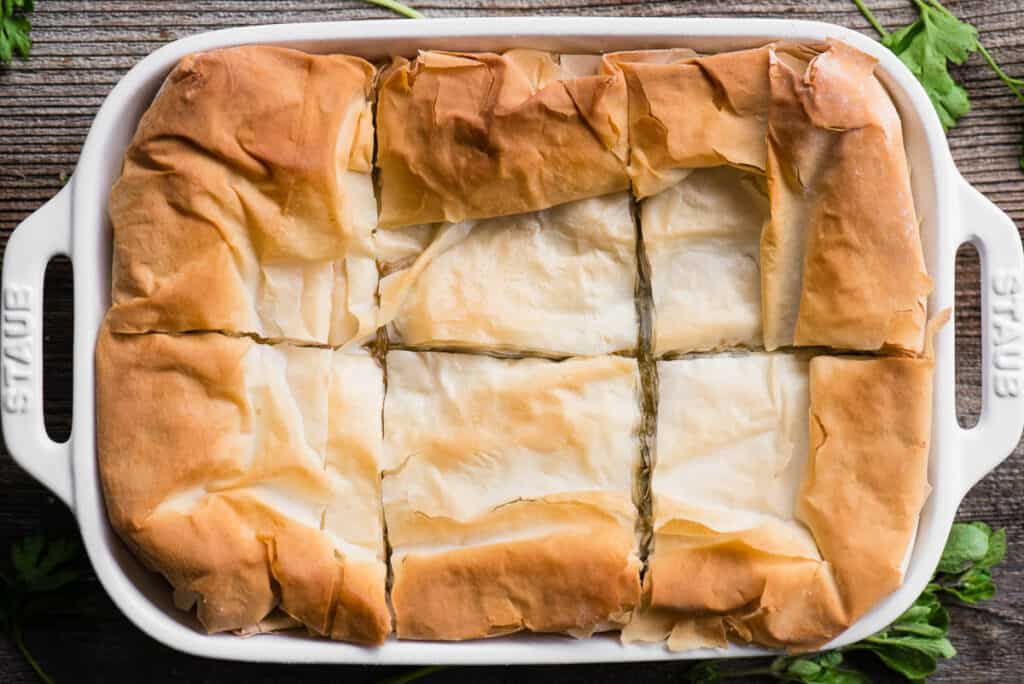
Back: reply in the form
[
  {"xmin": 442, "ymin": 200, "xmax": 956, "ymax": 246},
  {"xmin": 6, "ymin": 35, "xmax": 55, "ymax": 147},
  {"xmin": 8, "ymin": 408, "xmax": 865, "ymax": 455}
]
[
  {"xmin": 688, "ymin": 651, "xmax": 870, "ymax": 683},
  {"xmin": 0, "ymin": 0, "xmax": 427, "ymax": 66},
  {"xmin": 844, "ymin": 592, "xmax": 955, "ymax": 680},
  {"xmin": 379, "ymin": 665, "xmax": 446, "ymax": 684},
  {"xmin": 0, "ymin": 0, "xmax": 34, "ymax": 64},
  {"xmin": 0, "ymin": 535, "xmax": 83, "ymax": 684},
  {"xmin": 687, "ymin": 521, "xmax": 1007, "ymax": 683},
  {"xmin": 928, "ymin": 521, "xmax": 1006, "ymax": 604},
  {"xmin": 363, "ymin": 0, "xmax": 423, "ymax": 19},
  {"xmin": 854, "ymin": 0, "xmax": 1024, "ymax": 166}
]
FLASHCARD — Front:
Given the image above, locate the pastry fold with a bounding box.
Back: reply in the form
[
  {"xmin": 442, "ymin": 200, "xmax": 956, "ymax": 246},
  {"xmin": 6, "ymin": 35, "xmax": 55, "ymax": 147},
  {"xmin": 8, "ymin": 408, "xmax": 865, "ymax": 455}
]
[
  {"xmin": 630, "ymin": 351, "xmax": 933, "ymax": 651},
  {"xmin": 761, "ymin": 40, "xmax": 931, "ymax": 352},
  {"xmin": 799, "ymin": 354, "xmax": 933, "ymax": 623},
  {"xmin": 96, "ymin": 324, "xmax": 389, "ymax": 643},
  {"xmin": 606, "ymin": 44, "xmax": 817, "ymax": 198},
  {"xmin": 378, "ymin": 192, "xmax": 638, "ymax": 356},
  {"xmin": 107, "ymin": 46, "xmax": 378, "ymax": 346},
  {"xmin": 382, "ymin": 351, "xmax": 643, "ymax": 639},
  {"xmin": 375, "ymin": 50, "xmax": 630, "ymax": 228}
]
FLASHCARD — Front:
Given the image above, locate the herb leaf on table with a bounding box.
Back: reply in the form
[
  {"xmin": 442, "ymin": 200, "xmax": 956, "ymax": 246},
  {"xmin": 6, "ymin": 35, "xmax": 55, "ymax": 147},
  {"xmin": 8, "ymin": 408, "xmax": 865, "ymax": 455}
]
[
  {"xmin": 928, "ymin": 521, "xmax": 1006, "ymax": 603},
  {"xmin": 0, "ymin": 0, "xmax": 426, "ymax": 66},
  {"xmin": 0, "ymin": 535, "xmax": 83, "ymax": 684},
  {"xmin": 854, "ymin": 0, "xmax": 1024, "ymax": 166},
  {"xmin": 0, "ymin": 0, "xmax": 35, "ymax": 64}
]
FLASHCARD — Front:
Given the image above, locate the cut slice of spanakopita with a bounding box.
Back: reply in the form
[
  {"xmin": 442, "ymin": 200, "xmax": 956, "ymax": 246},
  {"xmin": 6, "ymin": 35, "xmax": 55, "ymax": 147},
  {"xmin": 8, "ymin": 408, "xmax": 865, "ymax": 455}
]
[
  {"xmin": 107, "ymin": 46, "xmax": 378, "ymax": 347},
  {"xmin": 377, "ymin": 192, "xmax": 639, "ymax": 357},
  {"xmin": 761, "ymin": 40, "xmax": 932, "ymax": 353},
  {"xmin": 612, "ymin": 40, "xmax": 930, "ymax": 355},
  {"xmin": 627, "ymin": 350, "xmax": 933, "ymax": 651},
  {"xmin": 382, "ymin": 351, "xmax": 643, "ymax": 640},
  {"xmin": 96, "ymin": 324, "xmax": 389, "ymax": 643}
]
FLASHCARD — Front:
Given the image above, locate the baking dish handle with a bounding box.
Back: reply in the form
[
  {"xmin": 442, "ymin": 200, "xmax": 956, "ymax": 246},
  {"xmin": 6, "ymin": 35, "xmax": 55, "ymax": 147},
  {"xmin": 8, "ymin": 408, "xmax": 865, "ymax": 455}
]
[
  {"xmin": 954, "ymin": 174, "xmax": 1024, "ymax": 497},
  {"xmin": 1, "ymin": 184, "xmax": 74, "ymax": 507}
]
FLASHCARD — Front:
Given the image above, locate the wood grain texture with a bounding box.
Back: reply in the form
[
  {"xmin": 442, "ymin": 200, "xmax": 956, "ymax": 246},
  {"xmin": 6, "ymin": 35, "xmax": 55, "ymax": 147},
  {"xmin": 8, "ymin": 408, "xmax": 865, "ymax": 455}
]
[{"xmin": 0, "ymin": 1, "xmax": 1021, "ymax": 682}]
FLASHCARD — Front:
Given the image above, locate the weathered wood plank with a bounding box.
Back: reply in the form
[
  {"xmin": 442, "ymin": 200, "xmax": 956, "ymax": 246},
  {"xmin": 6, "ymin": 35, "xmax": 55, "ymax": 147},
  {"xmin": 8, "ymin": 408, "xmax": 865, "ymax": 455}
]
[{"xmin": 1, "ymin": 1, "xmax": 1021, "ymax": 682}]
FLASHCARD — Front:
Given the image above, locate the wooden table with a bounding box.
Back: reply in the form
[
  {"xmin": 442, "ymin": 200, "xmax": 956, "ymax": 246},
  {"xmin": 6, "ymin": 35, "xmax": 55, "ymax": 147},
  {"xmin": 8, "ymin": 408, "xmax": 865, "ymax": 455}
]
[{"xmin": 1, "ymin": 1, "xmax": 1021, "ymax": 681}]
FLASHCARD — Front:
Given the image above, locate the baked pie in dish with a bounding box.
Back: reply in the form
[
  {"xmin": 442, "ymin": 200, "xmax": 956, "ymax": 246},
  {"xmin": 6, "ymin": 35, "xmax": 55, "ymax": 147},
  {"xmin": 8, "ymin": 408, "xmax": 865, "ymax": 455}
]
[{"xmin": 97, "ymin": 39, "xmax": 938, "ymax": 651}]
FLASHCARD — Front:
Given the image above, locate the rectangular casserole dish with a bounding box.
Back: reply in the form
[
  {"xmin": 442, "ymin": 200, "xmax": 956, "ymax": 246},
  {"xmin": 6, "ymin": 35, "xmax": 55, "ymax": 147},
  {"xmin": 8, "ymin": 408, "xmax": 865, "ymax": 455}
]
[{"xmin": 2, "ymin": 16, "xmax": 1023, "ymax": 665}]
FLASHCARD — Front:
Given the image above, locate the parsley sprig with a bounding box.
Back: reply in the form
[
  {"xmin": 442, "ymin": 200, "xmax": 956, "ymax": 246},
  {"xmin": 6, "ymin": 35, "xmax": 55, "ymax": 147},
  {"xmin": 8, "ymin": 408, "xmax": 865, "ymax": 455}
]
[
  {"xmin": 0, "ymin": 0, "xmax": 424, "ymax": 67},
  {"xmin": 855, "ymin": 0, "xmax": 1024, "ymax": 166},
  {"xmin": 364, "ymin": 0, "xmax": 423, "ymax": 19},
  {"xmin": 686, "ymin": 521, "xmax": 1007, "ymax": 683},
  {"xmin": 0, "ymin": 0, "xmax": 34, "ymax": 64},
  {"xmin": 0, "ymin": 536, "xmax": 82, "ymax": 684}
]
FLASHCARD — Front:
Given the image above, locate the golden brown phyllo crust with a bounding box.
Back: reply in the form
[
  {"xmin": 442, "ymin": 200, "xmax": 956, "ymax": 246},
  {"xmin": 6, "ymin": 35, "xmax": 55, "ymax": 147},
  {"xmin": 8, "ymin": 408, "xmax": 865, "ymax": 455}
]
[
  {"xmin": 607, "ymin": 40, "xmax": 930, "ymax": 354},
  {"xmin": 96, "ymin": 324, "xmax": 390, "ymax": 643},
  {"xmin": 627, "ymin": 352, "xmax": 934, "ymax": 652},
  {"xmin": 107, "ymin": 46, "xmax": 379, "ymax": 346},
  {"xmin": 607, "ymin": 45, "xmax": 772, "ymax": 197},
  {"xmin": 762, "ymin": 41, "xmax": 932, "ymax": 353},
  {"xmin": 381, "ymin": 352, "xmax": 644, "ymax": 640},
  {"xmin": 98, "ymin": 38, "xmax": 938, "ymax": 650},
  {"xmin": 375, "ymin": 49, "xmax": 631, "ymax": 228}
]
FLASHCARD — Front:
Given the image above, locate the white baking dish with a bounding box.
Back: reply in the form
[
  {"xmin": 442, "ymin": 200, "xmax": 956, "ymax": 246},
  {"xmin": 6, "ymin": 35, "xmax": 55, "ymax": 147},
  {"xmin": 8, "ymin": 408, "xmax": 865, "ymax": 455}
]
[{"xmin": 3, "ymin": 17, "xmax": 1023, "ymax": 666}]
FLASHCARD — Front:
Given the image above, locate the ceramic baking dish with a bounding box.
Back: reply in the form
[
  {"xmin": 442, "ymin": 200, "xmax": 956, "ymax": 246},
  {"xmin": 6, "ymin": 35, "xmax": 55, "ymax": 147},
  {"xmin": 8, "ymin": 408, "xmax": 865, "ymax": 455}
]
[{"xmin": 3, "ymin": 17, "xmax": 1023, "ymax": 665}]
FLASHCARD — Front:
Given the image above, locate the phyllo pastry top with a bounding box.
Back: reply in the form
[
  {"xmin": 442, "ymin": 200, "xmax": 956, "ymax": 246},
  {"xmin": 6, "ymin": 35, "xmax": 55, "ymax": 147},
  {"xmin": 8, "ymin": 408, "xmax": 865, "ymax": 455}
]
[
  {"xmin": 107, "ymin": 46, "xmax": 378, "ymax": 346},
  {"xmin": 613, "ymin": 40, "xmax": 930, "ymax": 354},
  {"xmin": 382, "ymin": 351, "xmax": 643, "ymax": 640},
  {"xmin": 641, "ymin": 166, "xmax": 768, "ymax": 356},
  {"xmin": 375, "ymin": 50, "xmax": 631, "ymax": 228},
  {"xmin": 96, "ymin": 37, "xmax": 940, "ymax": 653},
  {"xmin": 377, "ymin": 192, "xmax": 638, "ymax": 357},
  {"xmin": 606, "ymin": 44, "xmax": 819, "ymax": 197},
  {"xmin": 761, "ymin": 40, "xmax": 932, "ymax": 353},
  {"xmin": 96, "ymin": 324, "xmax": 389, "ymax": 643},
  {"xmin": 628, "ymin": 350, "xmax": 933, "ymax": 651}
]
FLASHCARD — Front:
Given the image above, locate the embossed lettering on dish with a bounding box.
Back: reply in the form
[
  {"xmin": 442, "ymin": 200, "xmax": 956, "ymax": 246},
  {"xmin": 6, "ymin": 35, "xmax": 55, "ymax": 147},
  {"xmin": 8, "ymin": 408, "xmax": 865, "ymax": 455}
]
[
  {"xmin": 2, "ymin": 285, "xmax": 32, "ymax": 414},
  {"xmin": 991, "ymin": 269, "xmax": 1022, "ymax": 397}
]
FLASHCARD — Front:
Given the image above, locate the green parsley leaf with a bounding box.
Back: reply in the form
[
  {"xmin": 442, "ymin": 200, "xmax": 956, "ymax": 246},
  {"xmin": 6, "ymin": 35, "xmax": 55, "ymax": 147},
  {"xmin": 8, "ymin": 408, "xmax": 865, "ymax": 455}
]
[
  {"xmin": 876, "ymin": 0, "xmax": 978, "ymax": 129},
  {"xmin": 931, "ymin": 521, "xmax": 1006, "ymax": 603},
  {"xmin": 938, "ymin": 567, "xmax": 997, "ymax": 603},
  {"xmin": 896, "ymin": 592, "xmax": 950, "ymax": 634},
  {"xmin": 979, "ymin": 526, "xmax": 1007, "ymax": 569},
  {"xmin": 863, "ymin": 633, "xmax": 956, "ymax": 660},
  {"xmin": 937, "ymin": 521, "xmax": 991, "ymax": 573},
  {"xmin": 0, "ymin": 535, "xmax": 83, "ymax": 684},
  {"xmin": 889, "ymin": 620, "xmax": 946, "ymax": 638},
  {"xmin": 787, "ymin": 659, "xmax": 823, "ymax": 677},
  {"xmin": 851, "ymin": 641, "xmax": 940, "ymax": 680},
  {"xmin": 785, "ymin": 653, "xmax": 871, "ymax": 683},
  {"xmin": 685, "ymin": 661, "xmax": 723, "ymax": 683},
  {"xmin": 0, "ymin": 0, "xmax": 34, "ymax": 64},
  {"xmin": 686, "ymin": 652, "xmax": 871, "ymax": 683},
  {"xmin": 855, "ymin": 0, "xmax": 1024, "ymax": 165}
]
